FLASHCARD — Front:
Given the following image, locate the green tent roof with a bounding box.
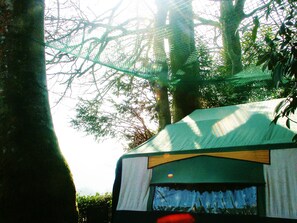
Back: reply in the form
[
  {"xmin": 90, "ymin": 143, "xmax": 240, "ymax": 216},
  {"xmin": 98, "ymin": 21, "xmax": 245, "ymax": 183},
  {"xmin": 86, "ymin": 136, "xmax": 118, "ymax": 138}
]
[{"xmin": 128, "ymin": 98, "xmax": 296, "ymax": 156}]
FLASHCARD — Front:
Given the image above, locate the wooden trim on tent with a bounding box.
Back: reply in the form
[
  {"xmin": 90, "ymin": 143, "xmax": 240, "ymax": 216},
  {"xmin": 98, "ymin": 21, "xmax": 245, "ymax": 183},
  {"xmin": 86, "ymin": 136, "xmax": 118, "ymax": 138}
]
[{"xmin": 148, "ymin": 149, "xmax": 270, "ymax": 168}]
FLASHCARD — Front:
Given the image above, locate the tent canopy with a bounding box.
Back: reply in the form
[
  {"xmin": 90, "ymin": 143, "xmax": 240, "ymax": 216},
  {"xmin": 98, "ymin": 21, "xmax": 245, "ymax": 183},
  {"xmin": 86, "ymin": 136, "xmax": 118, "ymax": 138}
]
[{"xmin": 127, "ymin": 98, "xmax": 296, "ymax": 156}]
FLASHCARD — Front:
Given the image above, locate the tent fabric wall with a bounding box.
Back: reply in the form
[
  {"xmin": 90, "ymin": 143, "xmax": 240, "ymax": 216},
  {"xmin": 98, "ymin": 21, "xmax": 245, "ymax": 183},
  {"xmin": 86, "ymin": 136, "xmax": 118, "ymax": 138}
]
[
  {"xmin": 264, "ymin": 148, "xmax": 297, "ymax": 219},
  {"xmin": 116, "ymin": 157, "xmax": 152, "ymax": 211},
  {"xmin": 115, "ymin": 148, "xmax": 297, "ymax": 219},
  {"xmin": 113, "ymin": 99, "xmax": 297, "ymax": 221},
  {"xmin": 151, "ymin": 155, "xmax": 264, "ymax": 184}
]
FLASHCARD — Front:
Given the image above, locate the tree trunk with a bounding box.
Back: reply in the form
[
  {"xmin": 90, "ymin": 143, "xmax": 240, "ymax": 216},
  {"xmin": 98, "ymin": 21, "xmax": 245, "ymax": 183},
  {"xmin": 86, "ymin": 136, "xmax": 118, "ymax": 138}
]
[
  {"xmin": 169, "ymin": 0, "xmax": 200, "ymax": 122},
  {"xmin": 220, "ymin": 0, "xmax": 244, "ymax": 74},
  {"xmin": 153, "ymin": 0, "xmax": 171, "ymax": 130},
  {"xmin": 0, "ymin": 1, "xmax": 78, "ymax": 222}
]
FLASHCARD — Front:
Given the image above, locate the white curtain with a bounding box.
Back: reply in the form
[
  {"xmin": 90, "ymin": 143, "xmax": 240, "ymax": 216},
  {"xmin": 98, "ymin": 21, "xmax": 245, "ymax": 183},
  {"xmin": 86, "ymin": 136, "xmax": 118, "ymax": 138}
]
[
  {"xmin": 264, "ymin": 148, "xmax": 297, "ymax": 219},
  {"xmin": 116, "ymin": 157, "xmax": 152, "ymax": 211}
]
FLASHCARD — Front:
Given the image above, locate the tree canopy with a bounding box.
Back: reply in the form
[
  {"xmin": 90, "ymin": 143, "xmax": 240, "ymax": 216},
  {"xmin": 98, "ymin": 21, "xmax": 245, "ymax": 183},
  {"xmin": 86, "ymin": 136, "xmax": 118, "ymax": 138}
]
[{"xmin": 45, "ymin": 0, "xmax": 289, "ymax": 149}]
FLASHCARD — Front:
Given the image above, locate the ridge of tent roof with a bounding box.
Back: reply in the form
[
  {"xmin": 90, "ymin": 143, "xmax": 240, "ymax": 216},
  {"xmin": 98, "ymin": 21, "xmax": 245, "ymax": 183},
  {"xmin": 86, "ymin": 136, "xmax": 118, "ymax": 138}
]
[{"xmin": 127, "ymin": 98, "xmax": 296, "ymax": 155}]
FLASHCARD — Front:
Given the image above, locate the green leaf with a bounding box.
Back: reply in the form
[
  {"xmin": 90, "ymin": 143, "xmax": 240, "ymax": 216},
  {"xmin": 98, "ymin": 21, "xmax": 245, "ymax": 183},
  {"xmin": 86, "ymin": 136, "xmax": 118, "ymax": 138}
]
[
  {"xmin": 285, "ymin": 21, "xmax": 294, "ymax": 26},
  {"xmin": 272, "ymin": 63, "xmax": 283, "ymax": 85},
  {"xmin": 286, "ymin": 118, "xmax": 291, "ymax": 129},
  {"xmin": 275, "ymin": 100, "xmax": 285, "ymax": 114},
  {"xmin": 261, "ymin": 61, "xmax": 268, "ymax": 72},
  {"xmin": 271, "ymin": 114, "xmax": 280, "ymax": 125},
  {"xmin": 257, "ymin": 53, "xmax": 270, "ymax": 66}
]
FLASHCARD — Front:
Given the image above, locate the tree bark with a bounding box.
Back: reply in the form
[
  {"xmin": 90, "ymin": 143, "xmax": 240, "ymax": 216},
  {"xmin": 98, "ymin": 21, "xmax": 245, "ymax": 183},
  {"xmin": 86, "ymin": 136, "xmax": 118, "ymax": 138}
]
[
  {"xmin": 220, "ymin": 0, "xmax": 244, "ymax": 74},
  {"xmin": 153, "ymin": 0, "xmax": 171, "ymax": 130},
  {"xmin": 0, "ymin": 1, "xmax": 78, "ymax": 222},
  {"xmin": 169, "ymin": 0, "xmax": 200, "ymax": 122}
]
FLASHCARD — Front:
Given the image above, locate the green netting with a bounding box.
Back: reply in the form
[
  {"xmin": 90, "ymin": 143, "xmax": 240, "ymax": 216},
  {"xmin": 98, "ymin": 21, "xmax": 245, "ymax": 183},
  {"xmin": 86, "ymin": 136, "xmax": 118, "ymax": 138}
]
[
  {"xmin": 227, "ymin": 67, "xmax": 271, "ymax": 85},
  {"xmin": 44, "ymin": 0, "xmax": 276, "ymax": 83},
  {"xmin": 46, "ymin": 40, "xmax": 157, "ymax": 81}
]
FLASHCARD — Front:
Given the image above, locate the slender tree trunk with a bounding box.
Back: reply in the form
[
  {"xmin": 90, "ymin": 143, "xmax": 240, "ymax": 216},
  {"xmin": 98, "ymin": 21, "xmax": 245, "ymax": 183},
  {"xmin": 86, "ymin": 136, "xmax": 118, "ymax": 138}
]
[
  {"xmin": 153, "ymin": 0, "xmax": 171, "ymax": 130},
  {"xmin": 169, "ymin": 0, "xmax": 200, "ymax": 122},
  {"xmin": 220, "ymin": 0, "xmax": 244, "ymax": 74},
  {"xmin": 0, "ymin": 1, "xmax": 78, "ymax": 222}
]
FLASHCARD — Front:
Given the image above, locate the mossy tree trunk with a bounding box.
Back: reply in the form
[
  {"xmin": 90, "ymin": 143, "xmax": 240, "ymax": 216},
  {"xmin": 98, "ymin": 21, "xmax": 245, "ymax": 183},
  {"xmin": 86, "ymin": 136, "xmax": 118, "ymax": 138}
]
[
  {"xmin": 169, "ymin": 0, "xmax": 201, "ymax": 122},
  {"xmin": 220, "ymin": 0, "xmax": 245, "ymax": 75},
  {"xmin": 153, "ymin": 0, "xmax": 171, "ymax": 130},
  {"xmin": 0, "ymin": 1, "xmax": 78, "ymax": 222}
]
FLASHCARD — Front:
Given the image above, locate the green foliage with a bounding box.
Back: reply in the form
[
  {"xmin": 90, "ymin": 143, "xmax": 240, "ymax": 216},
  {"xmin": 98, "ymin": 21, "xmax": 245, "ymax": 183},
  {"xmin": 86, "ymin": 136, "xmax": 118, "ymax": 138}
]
[
  {"xmin": 197, "ymin": 64, "xmax": 283, "ymax": 108},
  {"xmin": 195, "ymin": 37, "xmax": 214, "ymax": 78},
  {"xmin": 71, "ymin": 99, "xmax": 113, "ymax": 139},
  {"xmin": 71, "ymin": 76, "xmax": 157, "ymax": 150},
  {"xmin": 77, "ymin": 193, "xmax": 112, "ymax": 223},
  {"xmin": 258, "ymin": 1, "xmax": 296, "ymax": 86},
  {"xmin": 71, "ymin": 38, "xmax": 216, "ymax": 150},
  {"xmin": 257, "ymin": 0, "xmax": 297, "ymax": 141},
  {"xmin": 242, "ymin": 25, "xmax": 274, "ymax": 67}
]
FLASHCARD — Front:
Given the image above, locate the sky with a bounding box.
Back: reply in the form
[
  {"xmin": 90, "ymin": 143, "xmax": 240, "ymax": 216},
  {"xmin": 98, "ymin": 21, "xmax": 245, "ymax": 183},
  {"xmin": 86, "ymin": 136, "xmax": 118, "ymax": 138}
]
[
  {"xmin": 49, "ymin": 93, "xmax": 124, "ymax": 195},
  {"xmin": 45, "ymin": 0, "xmax": 129, "ymax": 195}
]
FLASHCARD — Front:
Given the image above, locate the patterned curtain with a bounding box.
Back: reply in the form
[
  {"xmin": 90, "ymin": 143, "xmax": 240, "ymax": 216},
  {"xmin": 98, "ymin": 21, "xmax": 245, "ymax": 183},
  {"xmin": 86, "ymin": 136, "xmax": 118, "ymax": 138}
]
[{"xmin": 153, "ymin": 185, "xmax": 257, "ymax": 215}]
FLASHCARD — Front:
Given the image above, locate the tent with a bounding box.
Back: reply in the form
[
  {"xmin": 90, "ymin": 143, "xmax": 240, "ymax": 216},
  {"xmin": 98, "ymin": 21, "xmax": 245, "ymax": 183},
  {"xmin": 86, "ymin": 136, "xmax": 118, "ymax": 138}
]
[{"xmin": 112, "ymin": 99, "xmax": 297, "ymax": 223}]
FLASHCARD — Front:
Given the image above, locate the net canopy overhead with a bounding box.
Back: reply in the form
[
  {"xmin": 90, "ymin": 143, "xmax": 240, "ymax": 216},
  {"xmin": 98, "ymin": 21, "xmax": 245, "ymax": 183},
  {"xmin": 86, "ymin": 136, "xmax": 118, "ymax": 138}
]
[{"xmin": 45, "ymin": 0, "xmax": 276, "ymax": 83}]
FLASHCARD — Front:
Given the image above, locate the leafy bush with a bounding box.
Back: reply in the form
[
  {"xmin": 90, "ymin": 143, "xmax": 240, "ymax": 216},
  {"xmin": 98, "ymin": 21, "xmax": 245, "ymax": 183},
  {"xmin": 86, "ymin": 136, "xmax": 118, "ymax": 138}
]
[
  {"xmin": 77, "ymin": 193, "xmax": 112, "ymax": 223},
  {"xmin": 257, "ymin": 0, "xmax": 297, "ymax": 141}
]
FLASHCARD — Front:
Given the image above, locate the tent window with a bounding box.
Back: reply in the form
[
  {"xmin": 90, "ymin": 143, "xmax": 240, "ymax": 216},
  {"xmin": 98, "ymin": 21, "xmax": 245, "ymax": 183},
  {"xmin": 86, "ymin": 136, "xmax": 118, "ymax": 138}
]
[{"xmin": 152, "ymin": 184, "xmax": 257, "ymax": 215}]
